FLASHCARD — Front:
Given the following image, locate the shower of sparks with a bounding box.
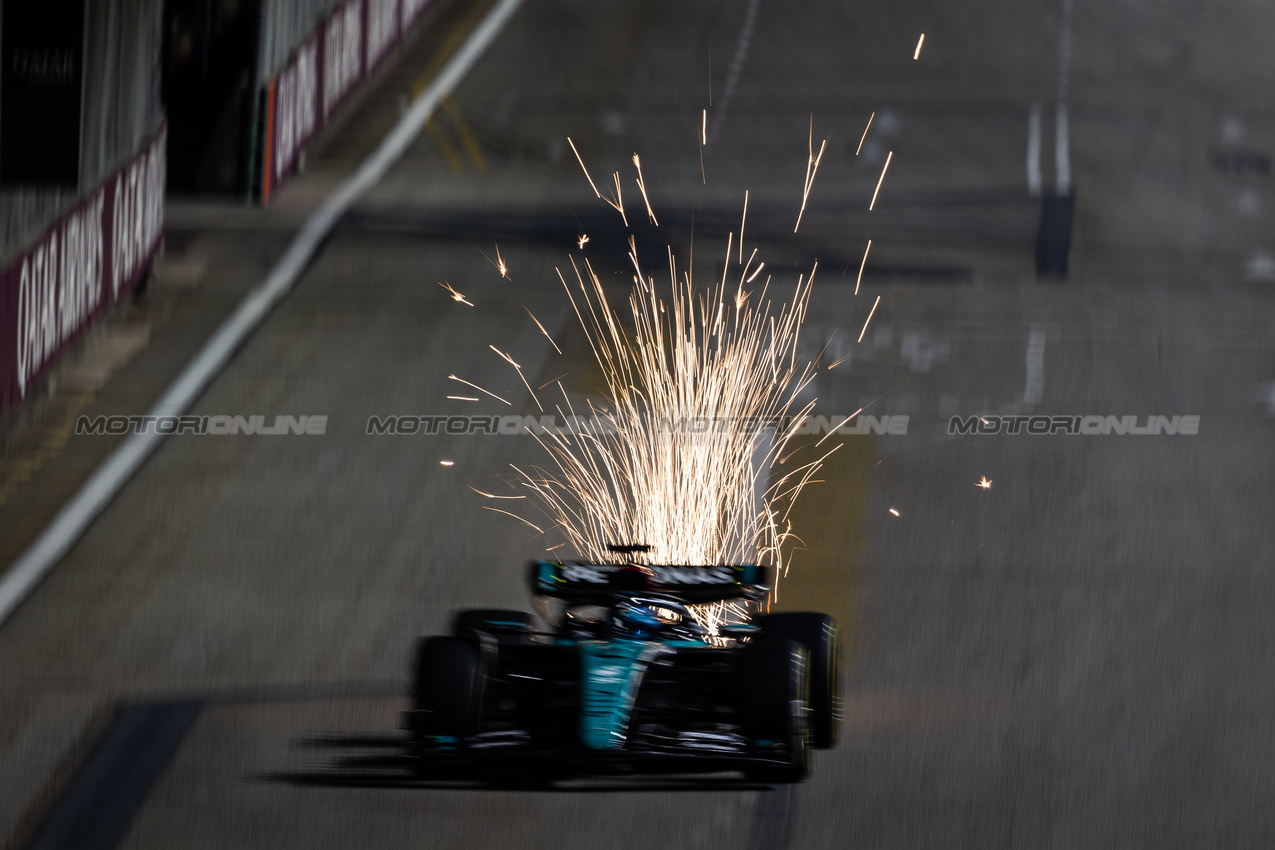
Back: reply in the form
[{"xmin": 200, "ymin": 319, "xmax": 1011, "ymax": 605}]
[
  {"xmin": 578, "ymin": 234, "xmax": 589, "ymax": 249},
  {"xmin": 464, "ymin": 128, "xmax": 908, "ymax": 632},
  {"xmin": 858, "ymin": 295, "xmax": 882, "ymax": 342},
  {"xmin": 913, "ymin": 33, "xmax": 925, "ymax": 59},
  {"xmin": 503, "ymin": 205, "xmax": 833, "ymax": 630},
  {"xmin": 520, "ymin": 303, "xmax": 563, "ymax": 355},
  {"xmin": 448, "ymin": 374, "xmax": 510, "ymax": 405},
  {"xmin": 856, "ymin": 112, "xmax": 875, "ymax": 155},
  {"xmin": 869, "ymin": 151, "xmax": 893, "ymax": 211},
  {"xmin": 794, "ymin": 117, "xmax": 828, "ymax": 233},
  {"xmin": 440, "ymin": 460, "xmax": 455, "ymax": 466},
  {"xmin": 855, "ymin": 239, "xmax": 872, "ymax": 295},
  {"xmin": 827, "ymin": 353, "xmax": 851, "ymax": 369},
  {"xmin": 448, "ymin": 395, "xmax": 479, "ymax": 401},
  {"xmin": 976, "ymin": 476, "xmax": 993, "ymax": 489},
  {"xmin": 633, "ymin": 154, "xmax": 659, "ymax": 225},
  {"xmin": 438, "ymin": 281, "xmax": 473, "ymax": 306}
]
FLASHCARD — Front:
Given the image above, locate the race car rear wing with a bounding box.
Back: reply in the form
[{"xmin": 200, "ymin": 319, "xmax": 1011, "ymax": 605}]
[{"xmin": 528, "ymin": 560, "xmax": 772, "ymax": 603}]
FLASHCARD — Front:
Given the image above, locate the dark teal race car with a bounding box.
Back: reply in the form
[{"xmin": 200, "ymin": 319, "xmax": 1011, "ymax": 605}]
[{"xmin": 406, "ymin": 558, "xmax": 840, "ymax": 783}]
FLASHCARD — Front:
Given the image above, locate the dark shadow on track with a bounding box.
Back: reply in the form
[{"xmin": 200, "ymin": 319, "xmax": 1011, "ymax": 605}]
[{"xmin": 260, "ymin": 733, "xmax": 781, "ymax": 793}]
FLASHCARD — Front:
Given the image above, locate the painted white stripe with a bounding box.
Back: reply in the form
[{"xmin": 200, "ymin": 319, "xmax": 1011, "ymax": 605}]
[
  {"xmin": 1027, "ymin": 103, "xmax": 1042, "ymax": 197},
  {"xmin": 1024, "ymin": 324, "xmax": 1047, "ymax": 405},
  {"xmin": 707, "ymin": 0, "xmax": 761, "ymax": 145},
  {"xmin": 1055, "ymin": 102, "xmax": 1071, "ymax": 195},
  {"xmin": 1055, "ymin": 0, "xmax": 1073, "ymax": 195},
  {"xmin": 0, "ymin": 0, "xmax": 525, "ymax": 628}
]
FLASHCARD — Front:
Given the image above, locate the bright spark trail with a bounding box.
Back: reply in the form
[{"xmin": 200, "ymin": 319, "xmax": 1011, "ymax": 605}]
[{"xmin": 456, "ymin": 122, "xmax": 905, "ymax": 629}]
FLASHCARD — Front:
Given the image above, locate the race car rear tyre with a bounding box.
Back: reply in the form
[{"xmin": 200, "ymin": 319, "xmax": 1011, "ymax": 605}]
[
  {"xmin": 412, "ymin": 636, "xmax": 487, "ymax": 742},
  {"xmin": 453, "ymin": 609, "xmax": 535, "ymax": 644},
  {"xmin": 756, "ymin": 613, "xmax": 840, "ymax": 748},
  {"xmin": 741, "ymin": 637, "xmax": 811, "ymax": 783}
]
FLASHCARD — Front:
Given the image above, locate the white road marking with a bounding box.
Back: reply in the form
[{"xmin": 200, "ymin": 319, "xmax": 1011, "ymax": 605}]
[
  {"xmin": 1055, "ymin": 103, "xmax": 1071, "ymax": 195},
  {"xmin": 707, "ymin": 0, "xmax": 761, "ymax": 145},
  {"xmin": 1027, "ymin": 103, "xmax": 1043, "ymax": 197},
  {"xmin": 1024, "ymin": 324, "xmax": 1047, "ymax": 405},
  {"xmin": 1055, "ymin": 0, "xmax": 1074, "ymax": 194},
  {"xmin": 0, "ymin": 0, "xmax": 526, "ymax": 628}
]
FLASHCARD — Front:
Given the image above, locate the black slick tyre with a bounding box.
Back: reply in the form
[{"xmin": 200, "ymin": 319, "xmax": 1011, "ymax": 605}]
[
  {"xmin": 741, "ymin": 637, "xmax": 811, "ymax": 783},
  {"xmin": 756, "ymin": 612, "xmax": 840, "ymax": 748},
  {"xmin": 412, "ymin": 636, "xmax": 486, "ymax": 746}
]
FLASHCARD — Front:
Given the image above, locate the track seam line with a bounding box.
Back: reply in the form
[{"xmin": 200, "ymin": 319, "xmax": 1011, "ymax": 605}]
[{"xmin": 0, "ymin": 0, "xmax": 525, "ymax": 628}]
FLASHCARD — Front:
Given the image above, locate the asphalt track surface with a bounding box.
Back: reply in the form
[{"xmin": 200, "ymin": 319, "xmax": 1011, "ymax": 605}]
[{"xmin": 4, "ymin": 1, "xmax": 1275, "ymax": 847}]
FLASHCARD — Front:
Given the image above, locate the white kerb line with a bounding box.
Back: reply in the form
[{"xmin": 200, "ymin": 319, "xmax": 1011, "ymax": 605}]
[
  {"xmin": 0, "ymin": 0, "xmax": 526, "ymax": 629},
  {"xmin": 1055, "ymin": 103, "xmax": 1071, "ymax": 195},
  {"xmin": 707, "ymin": 0, "xmax": 761, "ymax": 145},
  {"xmin": 1027, "ymin": 103, "xmax": 1042, "ymax": 197},
  {"xmin": 1055, "ymin": 0, "xmax": 1074, "ymax": 195},
  {"xmin": 1024, "ymin": 324, "xmax": 1047, "ymax": 405}
]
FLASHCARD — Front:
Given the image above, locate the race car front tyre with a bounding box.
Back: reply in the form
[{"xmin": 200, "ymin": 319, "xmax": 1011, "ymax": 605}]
[
  {"xmin": 755, "ymin": 612, "xmax": 840, "ymax": 748},
  {"xmin": 412, "ymin": 636, "xmax": 487, "ymax": 744},
  {"xmin": 741, "ymin": 637, "xmax": 811, "ymax": 783},
  {"xmin": 453, "ymin": 609, "xmax": 535, "ymax": 644}
]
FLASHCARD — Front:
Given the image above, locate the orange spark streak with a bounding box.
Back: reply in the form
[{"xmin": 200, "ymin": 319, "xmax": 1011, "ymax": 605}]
[
  {"xmin": 855, "ymin": 239, "xmax": 872, "ymax": 295},
  {"xmin": 858, "ymin": 295, "xmax": 881, "ymax": 342},
  {"xmin": 869, "ymin": 151, "xmax": 893, "ymax": 211},
  {"xmin": 856, "ymin": 112, "xmax": 875, "ymax": 156},
  {"xmin": 520, "ymin": 302, "xmax": 563, "ymax": 355},
  {"xmin": 437, "ymin": 281, "xmax": 473, "ymax": 306},
  {"xmin": 448, "ymin": 374, "xmax": 510, "ymax": 405},
  {"xmin": 633, "ymin": 154, "xmax": 658, "ymax": 225},
  {"xmin": 567, "ymin": 137, "xmax": 601, "ymax": 198}
]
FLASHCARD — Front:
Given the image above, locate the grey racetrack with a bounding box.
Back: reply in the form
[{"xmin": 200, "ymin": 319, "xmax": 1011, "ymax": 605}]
[{"xmin": 3, "ymin": 1, "xmax": 1274, "ymax": 848}]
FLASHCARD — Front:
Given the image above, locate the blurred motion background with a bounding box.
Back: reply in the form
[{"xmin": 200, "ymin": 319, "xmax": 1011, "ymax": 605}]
[{"xmin": 1, "ymin": 0, "xmax": 1274, "ymax": 847}]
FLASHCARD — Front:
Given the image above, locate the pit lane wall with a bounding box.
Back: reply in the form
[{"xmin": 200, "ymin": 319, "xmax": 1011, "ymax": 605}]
[
  {"xmin": 260, "ymin": 0, "xmax": 434, "ymax": 202},
  {"xmin": 0, "ymin": 122, "xmax": 166, "ymax": 416}
]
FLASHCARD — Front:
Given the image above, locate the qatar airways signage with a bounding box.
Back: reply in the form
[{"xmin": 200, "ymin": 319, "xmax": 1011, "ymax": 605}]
[
  {"xmin": 262, "ymin": 0, "xmax": 434, "ymax": 201},
  {"xmin": 0, "ymin": 122, "xmax": 166, "ymax": 414}
]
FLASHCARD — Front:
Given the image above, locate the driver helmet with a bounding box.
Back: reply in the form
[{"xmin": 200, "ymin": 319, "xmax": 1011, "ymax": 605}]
[{"xmin": 613, "ymin": 598, "xmax": 664, "ymax": 637}]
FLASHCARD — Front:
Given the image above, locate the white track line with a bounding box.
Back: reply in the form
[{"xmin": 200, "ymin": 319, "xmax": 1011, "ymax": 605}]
[
  {"xmin": 1027, "ymin": 103, "xmax": 1042, "ymax": 197},
  {"xmin": 1055, "ymin": 103, "xmax": 1071, "ymax": 195},
  {"xmin": 1055, "ymin": 0, "xmax": 1073, "ymax": 194},
  {"xmin": 707, "ymin": 0, "xmax": 761, "ymax": 145},
  {"xmin": 1024, "ymin": 324, "xmax": 1047, "ymax": 405},
  {"xmin": 0, "ymin": 0, "xmax": 525, "ymax": 628}
]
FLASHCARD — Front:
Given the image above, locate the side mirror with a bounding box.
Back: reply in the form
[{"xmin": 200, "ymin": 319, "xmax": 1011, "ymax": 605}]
[{"xmin": 719, "ymin": 623, "xmax": 762, "ymax": 639}]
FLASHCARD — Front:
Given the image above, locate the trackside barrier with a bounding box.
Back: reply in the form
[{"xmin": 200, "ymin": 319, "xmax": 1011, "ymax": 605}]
[
  {"xmin": 0, "ymin": 120, "xmax": 167, "ymax": 416},
  {"xmin": 261, "ymin": 0, "xmax": 435, "ymax": 202}
]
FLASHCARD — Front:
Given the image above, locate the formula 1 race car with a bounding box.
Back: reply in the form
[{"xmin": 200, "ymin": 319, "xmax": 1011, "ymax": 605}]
[{"xmin": 406, "ymin": 558, "xmax": 840, "ymax": 783}]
